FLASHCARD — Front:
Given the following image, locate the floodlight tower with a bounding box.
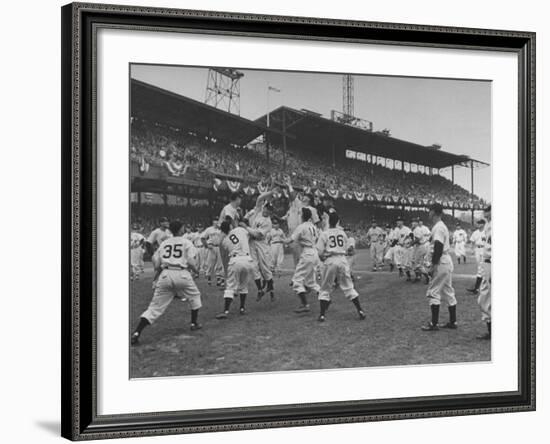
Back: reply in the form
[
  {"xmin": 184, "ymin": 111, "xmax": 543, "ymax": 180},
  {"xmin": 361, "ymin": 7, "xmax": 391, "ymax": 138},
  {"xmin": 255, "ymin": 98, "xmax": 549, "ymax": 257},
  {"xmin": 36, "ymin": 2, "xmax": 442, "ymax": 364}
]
[
  {"xmin": 205, "ymin": 68, "xmax": 244, "ymax": 115},
  {"xmin": 343, "ymin": 74, "xmax": 354, "ymax": 119}
]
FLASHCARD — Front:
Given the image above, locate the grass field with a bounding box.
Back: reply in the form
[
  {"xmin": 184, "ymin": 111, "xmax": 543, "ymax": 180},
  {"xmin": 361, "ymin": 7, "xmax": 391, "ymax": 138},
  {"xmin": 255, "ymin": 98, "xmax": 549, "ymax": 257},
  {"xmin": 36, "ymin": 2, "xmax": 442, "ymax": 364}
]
[{"xmin": 130, "ymin": 250, "xmax": 490, "ymax": 378}]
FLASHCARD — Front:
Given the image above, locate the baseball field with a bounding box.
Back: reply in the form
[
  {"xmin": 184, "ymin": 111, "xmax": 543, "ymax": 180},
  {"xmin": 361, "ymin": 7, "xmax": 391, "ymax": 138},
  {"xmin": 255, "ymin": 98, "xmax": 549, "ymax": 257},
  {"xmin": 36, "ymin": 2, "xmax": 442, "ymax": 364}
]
[{"xmin": 130, "ymin": 249, "xmax": 490, "ymax": 378}]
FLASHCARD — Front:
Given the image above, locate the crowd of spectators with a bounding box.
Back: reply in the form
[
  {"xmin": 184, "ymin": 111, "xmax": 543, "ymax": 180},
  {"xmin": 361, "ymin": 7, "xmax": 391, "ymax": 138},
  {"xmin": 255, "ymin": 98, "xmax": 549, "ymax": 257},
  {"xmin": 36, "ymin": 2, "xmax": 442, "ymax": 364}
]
[{"xmin": 130, "ymin": 118, "xmax": 486, "ymax": 209}]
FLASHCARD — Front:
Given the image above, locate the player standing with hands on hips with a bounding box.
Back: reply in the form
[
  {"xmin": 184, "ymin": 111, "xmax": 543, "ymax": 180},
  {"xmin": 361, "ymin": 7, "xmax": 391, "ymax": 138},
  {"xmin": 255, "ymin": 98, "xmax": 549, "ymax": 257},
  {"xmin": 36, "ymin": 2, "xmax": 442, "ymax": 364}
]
[
  {"xmin": 131, "ymin": 220, "xmax": 202, "ymax": 345},
  {"xmin": 421, "ymin": 203, "xmax": 458, "ymax": 331}
]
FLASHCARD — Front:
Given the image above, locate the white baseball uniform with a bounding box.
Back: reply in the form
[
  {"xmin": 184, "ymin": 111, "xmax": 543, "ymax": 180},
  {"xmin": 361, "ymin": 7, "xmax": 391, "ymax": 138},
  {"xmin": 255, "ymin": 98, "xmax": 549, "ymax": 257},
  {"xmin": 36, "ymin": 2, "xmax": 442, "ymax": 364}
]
[
  {"xmin": 147, "ymin": 227, "xmax": 172, "ymax": 251},
  {"xmin": 141, "ymin": 236, "xmax": 201, "ymax": 324},
  {"xmin": 453, "ymin": 228, "xmax": 467, "ymax": 258},
  {"xmin": 478, "ymin": 221, "xmax": 492, "ymax": 322},
  {"xmin": 426, "ymin": 221, "xmax": 456, "ymax": 307},
  {"xmin": 270, "ymin": 227, "xmax": 286, "ymax": 274},
  {"xmin": 130, "ymin": 231, "xmax": 145, "ymax": 277},
  {"xmin": 412, "ymin": 224, "xmax": 431, "ymax": 274},
  {"xmin": 470, "ymin": 228, "xmax": 487, "ymax": 278},
  {"xmin": 220, "ymin": 227, "xmax": 254, "ymax": 300},
  {"xmin": 200, "ymin": 225, "xmax": 224, "ymax": 282},
  {"xmin": 316, "ymin": 228, "xmax": 358, "ymax": 302},
  {"xmin": 248, "ymin": 210, "xmax": 274, "ymax": 281},
  {"xmin": 291, "ymin": 221, "xmax": 320, "ymax": 294}
]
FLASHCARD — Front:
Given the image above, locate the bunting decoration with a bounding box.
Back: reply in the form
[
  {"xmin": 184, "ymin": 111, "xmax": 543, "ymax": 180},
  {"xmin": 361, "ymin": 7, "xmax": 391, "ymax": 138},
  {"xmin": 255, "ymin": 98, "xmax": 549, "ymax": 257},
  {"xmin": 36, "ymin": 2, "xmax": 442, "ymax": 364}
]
[
  {"xmin": 243, "ymin": 185, "xmax": 256, "ymax": 196},
  {"xmin": 227, "ymin": 180, "xmax": 241, "ymax": 193},
  {"xmin": 257, "ymin": 182, "xmax": 269, "ymax": 193},
  {"xmin": 354, "ymin": 191, "xmax": 365, "ymax": 202},
  {"xmin": 342, "ymin": 192, "xmax": 353, "ymax": 200},
  {"xmin": 165, "ymin": 160, "xmax": 187, "ymax": 176},
  {"xmin": 326, "ymin": 189, "xmax": 339, "ymax": 199},
  {"xmin": 314, "ymin": 189, "xmax": 325, "ymax": 198}
]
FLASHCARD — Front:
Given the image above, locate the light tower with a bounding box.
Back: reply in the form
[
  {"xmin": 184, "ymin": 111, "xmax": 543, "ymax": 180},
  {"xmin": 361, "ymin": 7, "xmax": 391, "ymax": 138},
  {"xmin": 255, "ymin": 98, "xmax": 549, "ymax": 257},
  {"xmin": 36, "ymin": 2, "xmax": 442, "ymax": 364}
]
[
  {"xmin": 343, "ymin": 74, "xmax": 354, "ymax": 119},
  {"xmin": 205, "ymin": 68, "xmax": 244, "ymax": 115}
]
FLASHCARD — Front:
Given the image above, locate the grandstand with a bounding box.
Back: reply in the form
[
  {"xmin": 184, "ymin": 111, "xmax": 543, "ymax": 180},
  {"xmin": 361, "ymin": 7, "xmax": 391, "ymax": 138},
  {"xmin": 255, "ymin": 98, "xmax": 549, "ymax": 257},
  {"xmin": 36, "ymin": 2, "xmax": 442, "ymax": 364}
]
[{"xmin": 130, "ymin": 78, "xmax": 489, "ymax": 237}]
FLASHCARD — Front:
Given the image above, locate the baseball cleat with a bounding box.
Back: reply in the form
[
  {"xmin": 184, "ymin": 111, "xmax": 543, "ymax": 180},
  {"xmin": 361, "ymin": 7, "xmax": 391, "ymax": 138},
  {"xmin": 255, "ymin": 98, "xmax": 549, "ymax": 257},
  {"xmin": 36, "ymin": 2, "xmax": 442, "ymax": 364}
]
[
  {"xmin": 294, "ymin": 305, "xmax": 311, "ymax": 314},
  {"xmin": 190, "ymin": 323, "xmax": 203, "ymax": 331},
  {"xmin": 215, "ymin": 311, "xmax": 229, "ymax": 320},
  {"xmin": 270, "ymin": 291, "xmax": 275, "ymax": 301},
  {"xmin": 358, "ymin": 310, "xmax": 366, "ymax": 320},
  {"xmin": 256, "ymin": 290, "xmax": 265, "ymax": 301},
  {"xmin": 440, "ymin": 322, "xmax": 458, "ymax": 329},
  {"xmin": 239, "ymin": 307, "xmax": 247, "ymax": 315},
  {"xmin": 130, "ymin": 332, "xmax": 140, "ymax": 345},
  {"xmin": 421, "ymin": 322, "xmax": 439, "ymax": 331},
  {"xmin": 317, "ymin": 315, "xmax": 326, "ymax": 322},
  {"xmin": 466, "ymin": 288, "xmax": 479, "ymax": 294}
]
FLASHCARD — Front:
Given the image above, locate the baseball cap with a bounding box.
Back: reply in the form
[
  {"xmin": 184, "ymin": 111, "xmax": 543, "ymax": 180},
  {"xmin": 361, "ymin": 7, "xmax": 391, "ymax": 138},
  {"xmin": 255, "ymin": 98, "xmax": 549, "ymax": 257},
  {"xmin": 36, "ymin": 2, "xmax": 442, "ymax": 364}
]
[{"xmin": 159, "ymin": 217, "xmax": 169, "ymax": 223}]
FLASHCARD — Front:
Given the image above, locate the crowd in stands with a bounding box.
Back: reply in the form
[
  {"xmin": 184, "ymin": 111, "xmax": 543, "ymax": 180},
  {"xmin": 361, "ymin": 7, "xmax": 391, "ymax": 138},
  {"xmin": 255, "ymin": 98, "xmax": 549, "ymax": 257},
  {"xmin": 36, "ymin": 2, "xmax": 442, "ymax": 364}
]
[{"xmin": 130, "ymin": 118, "xmax": 486, "ymax": 209}]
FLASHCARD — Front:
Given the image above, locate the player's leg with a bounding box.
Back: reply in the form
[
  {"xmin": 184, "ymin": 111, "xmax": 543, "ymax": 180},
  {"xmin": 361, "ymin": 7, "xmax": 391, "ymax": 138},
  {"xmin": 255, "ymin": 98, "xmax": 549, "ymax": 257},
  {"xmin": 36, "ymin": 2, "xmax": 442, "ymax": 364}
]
[
  {"xmin": 292, "ymin": 253, "xmax": 314, "ymax": 312},
  {"xmin": 317, "ymin": 262, "xmax": 336, "ymax": 322},
  {"xmin": 175, "ymin": 270, "xmax": 203, "ymax": 330},
  {"xmin": 249, "ymin": 242, "xmax": 264, "ymax": 298},
  {"xmin": 204, "ymin": 247, "xmax": 215, "ymax": 285},
  {"xmin": 476, "ymin": 262, "xmax": 492, "ymax": 339},
  {"xmin": 217, "ymin": 261, "xmax": 237, "ymax": 319},
  {"xmin": 439, "ymin": 264, "xmax": 458, "ymax": 329},
  {"xmin": 337, "ymin": 259, "xmax": 365, "ymax": 319},
  {"xmin": 258, "ymin": 244, "xmax": 274, "ymax": 297},
  {"xmin": 468, "ymin": 251, "xmax": 483, "ymax": 293},
  {"xmin": 131, "ymin": 272, "xmax": 173, "ymax": 344},
  {"xmin": 237, "ymin": 260, "xmax": 254, "ymax": 314},
  {"xmin": 369, "ymin": 244, "xmax": 377, "ymax": 271},
  {"xmin": 422, "ymin": 269, "xmax": 445, "ymax": 331},
  {"xmin": 214, "ymin": 247, "xmax": 225, "ymax": 287}
]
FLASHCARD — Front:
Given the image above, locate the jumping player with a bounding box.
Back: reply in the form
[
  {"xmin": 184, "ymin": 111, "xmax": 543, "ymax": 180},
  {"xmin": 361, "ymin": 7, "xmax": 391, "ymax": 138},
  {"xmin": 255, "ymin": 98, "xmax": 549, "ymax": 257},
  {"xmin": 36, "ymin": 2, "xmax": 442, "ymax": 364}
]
[
  {"xmin": 216, "ymin": 218, "xmax": 255, "ymax": 318},
  {"xmin": 284, "ymin": 207, "xmax": 320, "ymax": 313},
  {"xmin": 421, "ymin": 203, "xmax": 457, "ymax": 331},
  {"xmin": 244, "ymin": 190, "xmax": 276, "ymax": 300},
  {"xmin": 218, "ymin": 192, "xmax": 242, "ymax": 225},
  {"xmin": 270, "ymin": 218, "xmax": 286, "ymax": 278},
  {"xmin": 316, "ymin": 212, "xmax": 366, "ymax": 322},
  {"xmin": 131, "ymin": 220, "xmax": 202, "ymax": 345}
]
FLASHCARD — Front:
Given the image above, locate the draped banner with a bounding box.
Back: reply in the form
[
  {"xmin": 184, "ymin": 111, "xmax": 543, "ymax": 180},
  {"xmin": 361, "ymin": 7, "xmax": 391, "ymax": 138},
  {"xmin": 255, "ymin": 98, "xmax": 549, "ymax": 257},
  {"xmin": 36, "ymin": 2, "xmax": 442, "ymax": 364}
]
[
  {"xmin": 243, "ymin": 185, "xmax": 256, "ymax": 196},
  {"xmin": 327, "ymin": 189, "xmax": 339, "ymax": 199},
  {"xmin": 354, "ymin": 191, "xmax": 365, "ymax": 202},
  {"xmin": 342, "ymin": 192, "xmax": 353, "ymax": 200},
  {"xmin": 314, "ymin": 189, "xmax": 325, "ymax": 198},
  {"xmin": 257, "ymin": 182, "xmax": 269, "ymax": 193},
  {"xmin": 165, "ymin": 160, "xmax": 187, "ymax": 177},
  {"xmin": 227, "ymin": 181, "xmax": 241, "ymax": 193}
]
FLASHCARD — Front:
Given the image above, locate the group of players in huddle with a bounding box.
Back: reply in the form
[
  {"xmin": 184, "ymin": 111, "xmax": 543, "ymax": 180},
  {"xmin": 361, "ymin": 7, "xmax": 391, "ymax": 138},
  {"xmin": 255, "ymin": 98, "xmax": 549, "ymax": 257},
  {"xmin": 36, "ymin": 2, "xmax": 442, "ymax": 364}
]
[{"xmin": 130, "ymin": 178, "xmax": 493, "ymax": 345}]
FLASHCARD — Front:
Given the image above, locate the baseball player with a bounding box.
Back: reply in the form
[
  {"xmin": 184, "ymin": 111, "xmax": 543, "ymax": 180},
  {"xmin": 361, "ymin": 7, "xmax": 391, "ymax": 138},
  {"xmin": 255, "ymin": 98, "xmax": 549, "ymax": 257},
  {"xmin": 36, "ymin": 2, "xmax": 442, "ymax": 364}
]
[
  {"xmin": 316, "ymin": 212, "xmax": 366, "ymax": 322},
  {"xmin": 477, "ymin": 206, "xmax": 492, "ymax": 340},
  {"xmin": 373, "ymin": 230, "xmax": 387, "ymax": 272},
  {"xmin": 412, "ymin": 217, "xmax": 431, "ymax": 283},
  {"xmin": 216, "ymin": 218, "xmax": 255, "ymax": 318},
  {"xmin": 146, "ymin": 217, "xmax": 172, "ymax": 255},
  {"xmin": 283, "ymin": 177, "xmax": 320, "ymax": 267},
  {"xmin": 344, "ymin": 226, "xmax": 357, "ymax": 279},
  {"xmin": 131, "ymin": 220, "xmax": 202, "ymax": 345},
  {"xmin": 244, "ymin": 190, "xmax": 276, "ymax": 300},
  {"xmin": 402, "ymin": 222, "xmax": 415, "ymax": 281},
  {"xmin": 218, "ymin": 192, "xmax": 242, "ymax": 225},
  {"xmin": 200, "ymin": 219, "xmax": 225, "ymax": 287},
  {"xmin": 453, "ymin": 223, "xmax": 468, "ymax": 264},
  {"xmin": 467, "ymin": 219, "xmax": 487, "ymax": 294},
  {"xmin": 394, "ymin": 217, "xmax": 412, "ymax": 277},
  {"xmin": 421, "ymin": 203, "xmax": 457, "ymax": 331},
  {"xmin": 270, "ymin": 218, "xmax": 286, "ymax": 278},
  {"xmin": 284, "ymin": 207, "xmax": 320, "ymax": 313},
  {"xmin": 366, "ymin": 220, "xmax": 384, "ymax": 271},
  {"xmin": 384, "ymin": 223, "xmax": 398, "ymax": 272},
  {"xmin": 130, "ymin": 223, "xmax": 145, "ymax": 281}
]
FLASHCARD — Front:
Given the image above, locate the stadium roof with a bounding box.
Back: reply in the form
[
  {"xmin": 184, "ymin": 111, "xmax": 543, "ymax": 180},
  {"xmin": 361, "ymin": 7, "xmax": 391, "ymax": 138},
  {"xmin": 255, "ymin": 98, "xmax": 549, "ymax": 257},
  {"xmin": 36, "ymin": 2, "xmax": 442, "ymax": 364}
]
[
  {"xmin": 255, "ymin": 106, "xmax": 489, "ymax": 169},
  {"xmin": 131, "ymin": 79, "xmax": 290, "ymax": 146}
]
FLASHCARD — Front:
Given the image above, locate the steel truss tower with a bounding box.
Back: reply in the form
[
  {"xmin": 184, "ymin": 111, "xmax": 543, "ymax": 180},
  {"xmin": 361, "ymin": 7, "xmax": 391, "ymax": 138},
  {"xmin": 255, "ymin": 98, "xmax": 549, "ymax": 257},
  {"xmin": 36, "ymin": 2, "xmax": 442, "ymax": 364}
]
[
  {"xmin": 205, "ymin": 68, "xmax": 244, "ymax": 115},
  {"xmin": 343, "ymin": 74, "xmax": 354, "ymax": 118}
]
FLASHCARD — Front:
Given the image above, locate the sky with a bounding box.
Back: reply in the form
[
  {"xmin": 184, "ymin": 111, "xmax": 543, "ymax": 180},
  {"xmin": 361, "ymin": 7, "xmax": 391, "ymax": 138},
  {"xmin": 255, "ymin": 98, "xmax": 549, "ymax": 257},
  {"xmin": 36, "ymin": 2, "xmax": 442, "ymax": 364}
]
[{"xmin": 131, "ymin": 64, "xmax": 492, "ymax": 201}]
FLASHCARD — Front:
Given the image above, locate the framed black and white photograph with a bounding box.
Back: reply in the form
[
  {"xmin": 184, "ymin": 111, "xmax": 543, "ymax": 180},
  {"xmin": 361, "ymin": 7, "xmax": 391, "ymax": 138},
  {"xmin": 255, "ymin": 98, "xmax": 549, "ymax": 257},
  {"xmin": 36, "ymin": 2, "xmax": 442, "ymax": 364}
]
[{"xmin": 61, "ymin": 2, "xmax": 535, "ymax": 440}]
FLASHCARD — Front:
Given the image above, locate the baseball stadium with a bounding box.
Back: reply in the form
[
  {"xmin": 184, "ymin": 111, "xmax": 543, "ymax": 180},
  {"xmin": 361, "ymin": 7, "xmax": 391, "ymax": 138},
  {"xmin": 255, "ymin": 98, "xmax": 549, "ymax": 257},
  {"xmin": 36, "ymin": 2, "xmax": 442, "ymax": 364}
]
[{"xmin": 129, "ymin": 67, "xmax": 491, "ymax": 378}]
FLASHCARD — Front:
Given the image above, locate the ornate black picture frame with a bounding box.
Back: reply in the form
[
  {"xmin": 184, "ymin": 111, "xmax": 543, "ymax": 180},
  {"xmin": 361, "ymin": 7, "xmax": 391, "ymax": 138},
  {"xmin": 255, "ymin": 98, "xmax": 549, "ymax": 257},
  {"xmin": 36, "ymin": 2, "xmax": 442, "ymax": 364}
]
[{"xmin": 61, "ymin": 2, "xmax": 535, "ymax": 440}]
